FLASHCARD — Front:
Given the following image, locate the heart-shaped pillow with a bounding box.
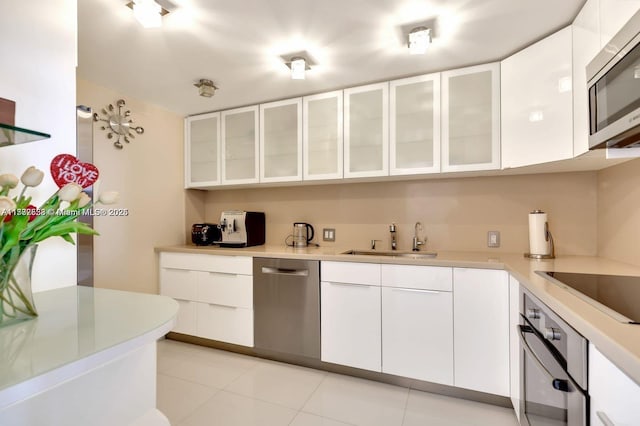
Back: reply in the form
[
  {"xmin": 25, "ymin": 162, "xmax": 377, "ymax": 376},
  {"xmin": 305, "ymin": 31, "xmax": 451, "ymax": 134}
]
[{"xmin": 50, "ymin": 154, "xmax": 99, "ymax": 189}]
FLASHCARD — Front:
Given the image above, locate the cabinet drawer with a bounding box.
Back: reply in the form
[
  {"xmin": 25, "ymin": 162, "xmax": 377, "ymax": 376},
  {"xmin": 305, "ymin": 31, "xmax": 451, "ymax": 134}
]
[
  {"xmin": 160, "ymin": 252, "xmax": 252, "ymax": 275},
  {"xmin": 321, "ymin": 261, "xmax": 381, "ymax": 286},
  {"xmin": 196, "ymin": 303, "xmax": 254, "ymax": 347},
  {"xmin": 196, "ymin": 272, "xmax": 252, "ymax": 308},
  {"xmin": 160, "ymin": 268, "xmax": 197, "ymax": 300},
  {"xmin": 172, "ymin": 300, "xmax": 197, "ymax": 335},
  {"xmin": 381, "ymin": 264, "xmax": 452, "ymax": 291}
]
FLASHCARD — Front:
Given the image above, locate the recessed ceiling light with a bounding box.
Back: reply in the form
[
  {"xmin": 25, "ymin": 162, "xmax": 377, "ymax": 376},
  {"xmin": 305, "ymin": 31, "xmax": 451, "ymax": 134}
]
[
  {"xmin": 193, "ymin": 79, "xmax": 218, "ymax": 97},
  {"xmin": 282, "ymin": 52, "xmax": 315, "ymax": 80},
  {"xmin": 126, "ymin": 0, "xmax": 169, "ymax": 28},
  {"xmin": 408, "ymin": 27, "xmax": 432, "ymax": 54}
]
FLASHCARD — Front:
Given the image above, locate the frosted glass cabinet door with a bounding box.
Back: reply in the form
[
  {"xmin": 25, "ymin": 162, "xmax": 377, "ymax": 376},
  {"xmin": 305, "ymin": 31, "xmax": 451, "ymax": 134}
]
[
  {"xmin": 442, "ymin": 63, "xmax": 501, "ymax": 172},
  {"xmin": 390, "ymin": 73, "xmax": 440, "ymax": 175},
  {"xmin": 260, "ymin": 98, "xmax": 302, "ymax": 183},
  {"xmin": 303, "ymin": 91, "xmax": 343, "ymax": 180},
  {"xmin": 344, "ymin": 82, "xmax": 389, "ymax": 178},
  {"xmin": 185, "ymin": 112, "xmax": 220, "ymax": 188},
  {"xmin": 221, "ymin": 106, "xmax": 259, "ymax": 185}
]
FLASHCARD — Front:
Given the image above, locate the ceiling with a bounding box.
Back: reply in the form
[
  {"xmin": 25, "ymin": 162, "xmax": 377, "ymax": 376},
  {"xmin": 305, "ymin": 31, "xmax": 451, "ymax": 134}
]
[{"xmin": 78, "ymin": 0, "xmax": 586, "ymax": 116}]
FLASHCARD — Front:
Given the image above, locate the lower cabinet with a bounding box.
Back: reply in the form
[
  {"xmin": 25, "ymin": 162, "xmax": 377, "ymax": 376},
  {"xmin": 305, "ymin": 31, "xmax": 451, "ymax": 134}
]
[
  {"xmin": 453, "ymin": 268, "xmax": 510, "ymax": 396},
  {"xmin": 381, "ymin": 264, "xmax": 454, "ymax": 384},
  {"xmin": 159, "ymin": 252, "xmax": 254, "ymax": 347},
  {"xmin": 321, "ymin": 262, "xmax": 381, "ymax": 371},
  {"xmin": 508, "ymin": 275, "xmax": 522, "ymax": 422},
  {"xmin": 590, "ymin": 343, "xmax": 640, "ymax": 425}
]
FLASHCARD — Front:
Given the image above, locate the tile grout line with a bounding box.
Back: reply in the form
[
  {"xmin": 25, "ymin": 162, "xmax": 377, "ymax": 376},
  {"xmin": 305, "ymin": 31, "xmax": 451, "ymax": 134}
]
[
  {"xmin": 400, "ymin": 386, "xmax": 411, "ymax": 426},
  {"xmin": 287, "ymin": 372, "xmax": 330, "ymax": 425}
]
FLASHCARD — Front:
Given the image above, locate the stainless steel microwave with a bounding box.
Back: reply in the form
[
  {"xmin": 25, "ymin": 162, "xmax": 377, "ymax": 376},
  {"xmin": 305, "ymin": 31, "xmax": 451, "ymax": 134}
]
[{"xmin": 587, "ymin": 10, "xmax": 640, "ymax": 149}]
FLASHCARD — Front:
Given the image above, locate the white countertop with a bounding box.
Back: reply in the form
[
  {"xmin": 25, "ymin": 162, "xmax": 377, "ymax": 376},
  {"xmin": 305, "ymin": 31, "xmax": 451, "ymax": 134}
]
[
  {"xmin": 157, "ymin": 244, "xmax": 640, "ymax": 385},
  {"xmin": 0, "ymin": 286, "xmax": 178, "ymax": 408}
]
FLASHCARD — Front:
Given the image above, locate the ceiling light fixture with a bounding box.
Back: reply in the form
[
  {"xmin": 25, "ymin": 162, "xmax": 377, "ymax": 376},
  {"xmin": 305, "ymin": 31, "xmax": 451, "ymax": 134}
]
[
  {"xmin": 193, "ymin": 79, "xmax": 218, "ymax": 97},
  {"xmin": 408, "ymin": 27, "xmax": 432, "ymax": 54},
  {"xmin": 126, "ymin": 0, "xmax": 169, "ymax": 28},
  {"xmin": 289, "ymin": 57, "xmax": 307, "ymax": 80}
]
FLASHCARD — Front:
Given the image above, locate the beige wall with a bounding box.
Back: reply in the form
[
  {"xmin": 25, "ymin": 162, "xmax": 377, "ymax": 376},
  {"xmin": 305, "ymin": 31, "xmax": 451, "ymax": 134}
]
[
  {"xmin": 77, "ymin": 78, "xmax": 185, "ymax": 294},
  {"xmin": 597, "ymin": 158, "xmax": 640, "ymax": 267},
  {"xmin": 203, "ymin": 172, "xmax": 598, "ymax": 255}
]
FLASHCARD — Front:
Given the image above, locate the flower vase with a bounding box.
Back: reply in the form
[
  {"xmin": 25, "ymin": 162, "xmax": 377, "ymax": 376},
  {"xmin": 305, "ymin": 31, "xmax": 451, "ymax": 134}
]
[{"xmin": 0, "ymin": 245, "xmax": 38, "ymax": 327}]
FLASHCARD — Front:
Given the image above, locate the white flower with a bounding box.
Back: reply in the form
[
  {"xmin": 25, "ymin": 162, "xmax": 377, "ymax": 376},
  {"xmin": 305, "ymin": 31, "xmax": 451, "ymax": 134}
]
[
  {"xmin": 0, "ymin": 196, "xmax": 16, "ymax": 215},
  {"xmin": 58, "ymin": 183, "xmax": 83, "ymax": 202},
  {"xmin": 0, "ymin": 174, "xmax": 19, "ymax": 189},
  {"xmin": 98, "ymin": 191, "xmax": 119, "ymax": 205},
  {"xmin": 77, "ymin": 192, "xmax": 91, "ymax": 208},
  {"xmin": 20, "ymin": 166, "xmax": 44, "ymax": 187}
]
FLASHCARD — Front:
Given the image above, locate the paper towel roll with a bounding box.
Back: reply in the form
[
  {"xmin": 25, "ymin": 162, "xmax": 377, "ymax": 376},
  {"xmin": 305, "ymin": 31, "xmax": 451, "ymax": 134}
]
[{"xmin": 528, "ymin": 210, "xmax": 550, "ymax": 255}]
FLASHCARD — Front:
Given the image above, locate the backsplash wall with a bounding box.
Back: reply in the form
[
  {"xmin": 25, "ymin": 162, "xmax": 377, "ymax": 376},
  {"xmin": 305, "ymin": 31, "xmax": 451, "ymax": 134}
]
[
  {"xmin": 202, "ymin": 171, "xmax": 598, "ymax": 255},
  {"xmin": 597, "ymin": 158, "xmax": 640, "ymax": 267}
]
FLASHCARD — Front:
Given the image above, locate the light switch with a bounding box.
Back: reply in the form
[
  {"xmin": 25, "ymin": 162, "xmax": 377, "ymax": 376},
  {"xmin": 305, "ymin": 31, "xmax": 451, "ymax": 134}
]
[{"xmin": 487, "ymin": 231, "xmax": 500, "ymax": 248}]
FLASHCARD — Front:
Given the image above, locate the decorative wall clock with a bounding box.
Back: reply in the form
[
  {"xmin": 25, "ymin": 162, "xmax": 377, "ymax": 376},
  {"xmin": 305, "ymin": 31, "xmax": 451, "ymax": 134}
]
[{"xmin": 93, "ymin": 99, "xmax": 144, "ymax": 149}]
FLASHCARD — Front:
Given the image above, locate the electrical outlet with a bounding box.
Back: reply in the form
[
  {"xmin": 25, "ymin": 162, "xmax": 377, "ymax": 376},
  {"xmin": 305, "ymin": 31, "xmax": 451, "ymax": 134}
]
[
  {"xmin": 323, "ymin": 228, "xmax": 336, "ymax": 242},
  {"xmin": 487, "ymin": 231, "xmax": 500, "ymax": 248}
]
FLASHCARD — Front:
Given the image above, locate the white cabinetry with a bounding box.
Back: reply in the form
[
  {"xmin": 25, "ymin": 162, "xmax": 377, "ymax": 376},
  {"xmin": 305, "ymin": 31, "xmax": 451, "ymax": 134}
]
[
  {"xmin": 221, "ymin": 106, "xmax": 259, "ymax": 185},
  {"xmin": 260, "ymin": 98, "xmax": 302, "ymax": 183},
  {"xmin": 442, "ymin": 63, "xmax": 501, "ymax": 172},
  {"xmin": 390, "ymin": 74, "xmax": 441, "ymax": 175},
  {"xmin": 159, "ymin": 252, "xmax": 254, "ymax": 346},
  {"xmin": 185, "ymin": 113, "xmax": 220, "ymax": 188},
  {"xmin": 321, "ymin": 261, "xmax": 381, "ymax": 371},
  {"xmin": 599, "ymin": 0, "xmax": 640, "ymax": 48},
  {"xmin": 590, "ymin": 343, "xmax": 640, "ymax": 425},
  {"xmin": 573, "ymin": 0, "xmax": 601, "ymax": 156},
  {"xmin": 453, "ymin": 268, "xmax": 509, "ymax": 396},
  {"xmin": 381, "ymin": 265, "xmax": 453, "ymax": 384},
  {"xmin": 344, "ymin": 83, "xmax": 389, "ymax": 178},
  {"xmin": 501, "ymin": 27, "xmax": 574, "ymax": 168},
  {"xmin": 508, "ymin": 275, "xmax": 522, "ymax": 422},
  {"xmin": 303, "ymin": 91, "xmax": 344, "ymax": 180}
]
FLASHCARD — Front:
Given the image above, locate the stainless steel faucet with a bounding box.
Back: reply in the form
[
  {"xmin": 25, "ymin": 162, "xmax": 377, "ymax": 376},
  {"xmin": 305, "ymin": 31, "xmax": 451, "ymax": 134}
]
[
  {"xmin": 370, "ymin": 239, "xmax": 382, "ymax": 250},
  {"xmin": 412, "ymin": 222, "xmax": 425, "ymax": 251},
  {"xmin": 389, "ymin": 223, "xmax": 397, "ymax": 250}
]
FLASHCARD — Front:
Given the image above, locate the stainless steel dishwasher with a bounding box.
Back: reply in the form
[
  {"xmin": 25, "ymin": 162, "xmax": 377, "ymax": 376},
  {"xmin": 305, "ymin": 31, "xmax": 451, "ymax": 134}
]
[{"xmin": 253, "ymin": 257, "xmax": 320, "ymax": 359}]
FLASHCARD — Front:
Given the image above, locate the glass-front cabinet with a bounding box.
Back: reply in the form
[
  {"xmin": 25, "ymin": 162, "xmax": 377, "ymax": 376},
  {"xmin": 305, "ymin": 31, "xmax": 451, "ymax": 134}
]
[
  {"xmin": 303, "ymin": 91, "xmax": 344, "ymax": 181},
  {"xmin": 390, "ymin": 74, "xmax": 441, "ymax": 175},
  {"xmin": 221, "ymin": 106, "xmax": 259, "ymax": 185},
  {"xmin": 185, "ymin": 112, "xmax": 220, "ymax": 187},
  {"xmin": 344, "ymin": 82, "xmax": 389, "ymax": 178},
  {"xmin": 441, "ymin": 63, "xmax": 501, "ymax": 172},
  {"xmin": 260, "ymin": 98, "xmax": 302, "ymax": 183}
]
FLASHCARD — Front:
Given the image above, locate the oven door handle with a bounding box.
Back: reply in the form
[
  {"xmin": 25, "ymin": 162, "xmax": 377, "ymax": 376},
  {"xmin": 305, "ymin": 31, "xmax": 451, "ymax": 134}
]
[{"xmin": 518, "ymin": 324, "xmax": 572, "ymax": 393}]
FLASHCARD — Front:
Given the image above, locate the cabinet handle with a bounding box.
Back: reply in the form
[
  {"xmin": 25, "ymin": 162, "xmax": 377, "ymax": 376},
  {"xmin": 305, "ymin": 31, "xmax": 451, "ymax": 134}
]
[
  {"xmin": 208, "ymin": 271, "xmax": 238, "ymax": 277},
  {"xmin": 327, "ymin": 281, "xmax": 372, "ymax": 288},
  {"xmin": 391, "ymin": 288, "xmax": 444, "ymax": 294},
  {"xmin": 207, "ymin": 303, "xmax": 238, "ymax": 310},
  {"xmin": 596, "ymin": 411, "xmax": 615, "ymax": 426},
  {"xmin": 261, "ymin": 267, "xmax": 309, "ymax": 276}
]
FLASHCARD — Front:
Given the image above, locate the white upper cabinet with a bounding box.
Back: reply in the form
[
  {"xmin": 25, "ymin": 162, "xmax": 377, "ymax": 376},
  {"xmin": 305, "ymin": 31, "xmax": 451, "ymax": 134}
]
[
  {"xmin": 390, "ymin": 74, "xmax": 441, "ymax": 175},
  {"xmin": 344, "ymin": 82, "xmax": 389, "ymax": 178},
  {"xmin": 573, "ymin": 0, "xmax": 601, "ymax": 157},
  {"xmin": 260, "ymin": 98, "xmax": 302, "ymax": 183},
  {"xmin": 599, "ymin": 0, "xmax": 640, "ymax": 48},
  {"xmin": 221, "ymin": 105, "xmax": 259, "ymax": 185},
  {"xmin": 442, "ymin": 63, "xmax": 501, "ymax": 172},
  {"xmin": 501, "ymin": 27, "xmax": 573, "ymax": 168},
  {"xmin": 303, "ymin": 91, "xmax": 344, "ymax": 180},
  {"xmin": 185, "ymin": 112, "xmax": 220, "ymax": 188}
]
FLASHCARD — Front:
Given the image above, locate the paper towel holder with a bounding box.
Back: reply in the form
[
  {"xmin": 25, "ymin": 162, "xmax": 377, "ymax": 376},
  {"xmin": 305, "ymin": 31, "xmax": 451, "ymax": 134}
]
[{"xmin": 524, "ymin": 220, "xmax": 555, "ymax": 259}]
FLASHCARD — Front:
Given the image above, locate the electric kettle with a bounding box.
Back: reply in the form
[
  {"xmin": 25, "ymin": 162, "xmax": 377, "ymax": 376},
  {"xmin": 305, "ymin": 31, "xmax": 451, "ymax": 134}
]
[{"xmin": 293, "ymin": 222, "xmax": 314, "ymax": 247}]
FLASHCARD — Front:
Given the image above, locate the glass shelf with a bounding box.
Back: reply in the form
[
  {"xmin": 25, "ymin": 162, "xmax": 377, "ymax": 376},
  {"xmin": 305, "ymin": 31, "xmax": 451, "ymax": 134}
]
[{"xmin": 0, "ymin": 123, "xmax": 50, "ymax": 147}]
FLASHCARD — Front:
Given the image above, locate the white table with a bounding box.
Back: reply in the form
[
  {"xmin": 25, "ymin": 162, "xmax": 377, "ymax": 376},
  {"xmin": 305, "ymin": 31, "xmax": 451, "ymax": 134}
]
[{"xmin": 0, "ymin": 286, "xmax": 177, "ymax": 426}]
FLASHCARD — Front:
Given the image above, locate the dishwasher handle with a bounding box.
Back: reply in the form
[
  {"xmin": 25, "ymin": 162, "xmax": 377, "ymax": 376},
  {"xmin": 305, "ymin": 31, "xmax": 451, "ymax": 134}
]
[{"xmin": 261, "ymin": 266, "xmax": 309, "ymax": 277}]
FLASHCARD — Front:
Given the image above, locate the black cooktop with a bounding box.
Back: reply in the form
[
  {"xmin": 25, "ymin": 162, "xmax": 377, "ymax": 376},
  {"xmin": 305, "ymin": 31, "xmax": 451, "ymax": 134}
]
[{"xmin": 538, "ymin": 271, "xmax": 640, "ymax": 324}]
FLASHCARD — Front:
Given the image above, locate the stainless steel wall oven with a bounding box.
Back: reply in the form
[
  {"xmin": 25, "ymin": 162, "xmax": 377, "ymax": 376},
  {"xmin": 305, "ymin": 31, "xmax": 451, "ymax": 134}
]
[{"xmin": 519, "ymin": 288, "xmax": 589, "ymax": 426}]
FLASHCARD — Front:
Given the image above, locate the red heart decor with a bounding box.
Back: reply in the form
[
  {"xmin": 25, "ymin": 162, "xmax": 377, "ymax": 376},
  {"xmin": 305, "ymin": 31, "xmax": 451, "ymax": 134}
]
[{"xmin": 50, "ymin": 154, "xmax": 99, "ymax": 189}]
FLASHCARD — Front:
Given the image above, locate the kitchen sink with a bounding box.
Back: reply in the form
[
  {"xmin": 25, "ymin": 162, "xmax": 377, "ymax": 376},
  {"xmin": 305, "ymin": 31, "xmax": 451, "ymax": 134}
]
[{"xmin": 340, "ymin": 250, "xmax": 437, "ymax": 258}]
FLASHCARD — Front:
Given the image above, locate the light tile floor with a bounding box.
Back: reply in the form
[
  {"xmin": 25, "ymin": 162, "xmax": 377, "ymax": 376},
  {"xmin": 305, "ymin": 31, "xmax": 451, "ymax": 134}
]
[{"xmin": 157, "ymin": 339, "xmax": 519, "ymax": 426}]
